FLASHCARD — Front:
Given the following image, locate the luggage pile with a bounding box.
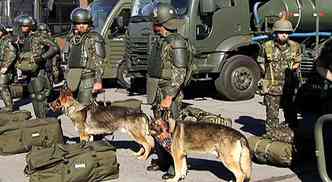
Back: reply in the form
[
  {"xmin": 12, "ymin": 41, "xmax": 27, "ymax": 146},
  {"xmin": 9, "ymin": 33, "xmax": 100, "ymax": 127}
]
[
  {"xmin": 180, "ymin": 106, "xmax": 232, "ymax": 127},
  {"xmin": 0, "ymin": 111, "xmax": 64, "ymax": 155},
  {"xmin": 248, "ymin": 127, "xmax": 295, "ymax": 167},
  {"xmin": 25, "ymin": 141, "xmax": 119, "ymax": 182},
  {"xmin": 0, "ymin": 110, "xmax": 120, "ymax": 181}
]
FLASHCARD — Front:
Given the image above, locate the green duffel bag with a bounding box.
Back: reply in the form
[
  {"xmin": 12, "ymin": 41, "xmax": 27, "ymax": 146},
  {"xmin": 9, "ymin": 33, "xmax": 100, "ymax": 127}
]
[
  {"xmin": 25, "ymin": 141, "xmax": 119, "ymax": 182},
  {"xmin": 248, "ymin": 136, "xmax": 295, "ymax": 167},
  {"xmin": 111, "ymin": 98, "xmax": 142, "ymax": 110},
  {"xmin": 180, "ymin": 106, "xmax": 232, "ymax": 127},
  {"xmin": 0, "ymin": 110, "xmax": 32, "ymax": 126},
  {"xmin": 0, "ymin": 118, "xmax": 64, "ymax": 155}
]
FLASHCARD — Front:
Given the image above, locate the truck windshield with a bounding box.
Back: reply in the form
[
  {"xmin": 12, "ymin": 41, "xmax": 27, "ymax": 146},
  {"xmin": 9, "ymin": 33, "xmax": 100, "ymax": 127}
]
[
  {"xmin": 90, "ymin": 0, "xmax": 119, "ymax": 32},
  {"xmin": 131, "ymin": 0, "xmax": 190, "ymax": 17}
]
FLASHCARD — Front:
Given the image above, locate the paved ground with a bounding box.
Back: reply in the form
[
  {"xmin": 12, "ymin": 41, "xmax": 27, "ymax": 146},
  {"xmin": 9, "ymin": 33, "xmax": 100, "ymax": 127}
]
[{"xmin": 0, "ymin": 87, "xmax": 324, "ymax": 182}]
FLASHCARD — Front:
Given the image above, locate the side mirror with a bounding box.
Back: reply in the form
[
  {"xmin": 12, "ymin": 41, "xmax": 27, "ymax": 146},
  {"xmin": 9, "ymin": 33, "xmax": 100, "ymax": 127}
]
[{"xmin": 199, "ymin": 0, "xmax": 216, "ymax": 16}]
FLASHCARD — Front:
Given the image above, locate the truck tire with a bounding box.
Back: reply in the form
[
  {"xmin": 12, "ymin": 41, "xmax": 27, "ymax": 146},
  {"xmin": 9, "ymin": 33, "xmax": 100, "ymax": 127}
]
[
  {"xmin": 215, "ymin": 55, "xmax": 260, "ymax": 100},
  {"xmin": 117, "ymin": 61, "xmax": 132, "ymax": 89}
]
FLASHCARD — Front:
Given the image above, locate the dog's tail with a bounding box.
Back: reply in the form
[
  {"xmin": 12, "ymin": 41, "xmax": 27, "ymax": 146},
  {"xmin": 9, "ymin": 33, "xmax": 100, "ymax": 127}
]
[{"xmin": 239, "ymin": 138, "xmax": 252, "ymax": 181}]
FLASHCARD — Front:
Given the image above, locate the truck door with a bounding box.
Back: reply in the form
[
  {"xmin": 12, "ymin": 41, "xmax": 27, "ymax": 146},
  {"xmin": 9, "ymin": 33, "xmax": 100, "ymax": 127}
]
[{"xmin": 100, "ymin": 1, "xmax": 131, "ymax": 80}]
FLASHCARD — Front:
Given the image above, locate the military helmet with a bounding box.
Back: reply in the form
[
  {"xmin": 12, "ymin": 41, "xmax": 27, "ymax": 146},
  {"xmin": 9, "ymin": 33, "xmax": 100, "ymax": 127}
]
[
  {"xmin": 70, "ymin": 8, "xmax": 92, "ymax": 24},
  {"xmin": 0, "ymin": 24, "xmax": 7, "ymax": 33},
  {"xmin": 152, "ymin": 3, "xmax": 177, "ymax": 30},
  {"xmin": 16, "ymin": 15, "xmax": 36, "ymax": 27},
  {"xmin": 38, "ymin": 23, "xmax": 50, "ymax": 33},
  {"xmin": 272, "ymin": 19, "xmax": 293, "ymax": 32}
]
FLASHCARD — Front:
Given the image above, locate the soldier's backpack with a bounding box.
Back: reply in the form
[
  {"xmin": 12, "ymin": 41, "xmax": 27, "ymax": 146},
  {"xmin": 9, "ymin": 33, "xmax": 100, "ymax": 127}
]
[
  {"xmin": 25, "ymin": 141, "xmax": 119, "ymax": 182},
  {"xmin": 180, "ymin": 106, "xmax": 232, "ymax": 127},
  {"xmin": 0, "ymin": 117, "xmax": 64, "ymax": 155},
  {"xmin": 248, "ymin": 136, "xmax": 295, "ymax": 167}
]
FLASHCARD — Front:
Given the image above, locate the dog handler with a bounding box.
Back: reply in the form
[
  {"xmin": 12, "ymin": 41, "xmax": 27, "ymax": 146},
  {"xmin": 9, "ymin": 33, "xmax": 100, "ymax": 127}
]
[
  {"xmin": 146, "ymin": 3, "xmax": 190, "ymax": 180},
  {"xmin": 63, "ymin": 8, "xmax": 105, "ymax": 105}
]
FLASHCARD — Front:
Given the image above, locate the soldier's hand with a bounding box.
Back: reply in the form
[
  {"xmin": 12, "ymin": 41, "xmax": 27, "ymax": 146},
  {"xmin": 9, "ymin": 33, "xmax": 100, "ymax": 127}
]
[
  {"xmin": 93, "ymin": 82, "xmax": 103, "ymax": 93},
  {"xmin": 160, "ymin": 96, "xmax": 173, "ymax": 109}
]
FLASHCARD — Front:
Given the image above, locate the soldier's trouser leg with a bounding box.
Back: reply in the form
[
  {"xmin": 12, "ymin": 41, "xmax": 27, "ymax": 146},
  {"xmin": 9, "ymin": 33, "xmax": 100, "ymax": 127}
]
[
  {"xmin": 77, "ymin": 77, "xmax": 94, "ymax": 105},
  {"xmin": 265, "ymin": 95, "xmax": 281, "ymax": 131},
  {"xmin": 29, "ymin": 73, "xmax": 51, "ymax": 118},
  {"xmin": 171, "ymin": 91, "xmax": 184, "ymax": 119},
  {"xmin": 282, "ymin": 94, "xmax": 297, "ymax": 128},
  {"xmin": 0, "ymin": 74, "xmax": 13, "ymax": 111}
]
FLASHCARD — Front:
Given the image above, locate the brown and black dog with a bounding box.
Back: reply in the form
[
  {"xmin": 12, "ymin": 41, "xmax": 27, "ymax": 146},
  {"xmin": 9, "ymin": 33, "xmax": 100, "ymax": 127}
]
[
  {"xmin": 50, "ymin": 88, "xmax": 155, "ymax": 160},
  {"xmin": 150, "ymin": 118, "xmax": 252, "ymax": 182}
]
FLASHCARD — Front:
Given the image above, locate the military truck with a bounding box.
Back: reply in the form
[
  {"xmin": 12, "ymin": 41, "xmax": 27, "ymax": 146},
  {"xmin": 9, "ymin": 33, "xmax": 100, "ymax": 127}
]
[{"xmin": 125, "ymin": 0, "xmax": 332, "ymax": 100}]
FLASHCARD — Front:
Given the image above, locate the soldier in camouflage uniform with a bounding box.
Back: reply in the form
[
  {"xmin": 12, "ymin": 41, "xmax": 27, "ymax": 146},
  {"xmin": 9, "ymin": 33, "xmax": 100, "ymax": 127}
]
[
  {"xmin": 0, "ymin": 24, "xmax": 17, "ymax": 111},
  {"xmin": 63, "ymin": 8, "xmax": 105, "ymax": 105},
  {"xmin": 37, "ymin": 23, "xmax": 62, "ymax": 85},
  {"xmin": 15, "ymin": 15, "xmax": 59, "ymax": 118},
  {"xmin": 146, "ymin": 4, "xmax": 190, "ymax": 180},
  {"xmin": 257, "ymin": 18, "xmax": 301, "ymax": 132}
]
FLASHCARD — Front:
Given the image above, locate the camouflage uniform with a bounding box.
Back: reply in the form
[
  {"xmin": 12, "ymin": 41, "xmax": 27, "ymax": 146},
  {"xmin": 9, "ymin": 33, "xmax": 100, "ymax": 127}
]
[
  {"xmin": 257, "ymin": 39, "xmax": 301, "ymax": 131},
  {"xmin": 146, "ymin": 4, "xmax": 190, "ymax": 179},
  {"xmin": 15, "ymin": 16, "xmax": 59, "ymax": 118},
  {"xmin": 148, "ymin": 33, "xmax": 188, "ymax": 119},
  {"xmin": 0, "ymin": 25, "xmax": 17, "ymax": 111},
  {"xmin": 63, "ymin": 8, "xmax": 105, "ymax": 105}
]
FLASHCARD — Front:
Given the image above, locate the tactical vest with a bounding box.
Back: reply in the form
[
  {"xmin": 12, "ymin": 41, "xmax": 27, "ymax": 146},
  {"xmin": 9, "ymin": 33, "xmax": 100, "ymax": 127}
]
[
  {"xmin": 69, "ymin": 43, "xmax": 83, "ymax": 68},
  {"xmin": 147, "ymin": 34, "xmax": 162, "ymax": 78},
  {"xmin": 148, "ymin": 33, "xmax": 190, "ymax": 80},
  {"xmin": 68, "ymin": 32, "xmax": 100, "ymax": 70},
  {"xmin": 263, "ymin": 40, "xmax": 298, "ymax": 84}
]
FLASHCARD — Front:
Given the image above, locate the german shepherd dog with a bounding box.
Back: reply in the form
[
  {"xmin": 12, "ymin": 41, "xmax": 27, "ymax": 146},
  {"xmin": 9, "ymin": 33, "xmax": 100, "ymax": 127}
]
[
  {"xmin": 150, "ymin": 118, "xmax": 252, "ymax": 182},
  {"xmin": 50, "ymin": 88, "xmax": 155, "ymax": 160}
]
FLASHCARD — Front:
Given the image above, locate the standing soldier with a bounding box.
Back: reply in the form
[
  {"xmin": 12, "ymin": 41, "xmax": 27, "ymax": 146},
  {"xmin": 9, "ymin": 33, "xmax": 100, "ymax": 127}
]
[
  {"xmin": 0, "ymin": 24, "xmax": 17, "ymax": 111},
  {"xmin": 15, "ymin": 15, "xmax": 59, "ymax": 118},
  {"xmin": 146, "ymin": 4, "xmax": 190, "ymax": 180},
  {"xmin": 63, "ymin": 8, "xmax": 105, "ymax": 105},
  {"xmin": 37, "ymin": 23, "xmax": 62, "ymax": 85},
  {"xmin": 257, "ymin": 17, "xmax": 301, "ymax": 132}
]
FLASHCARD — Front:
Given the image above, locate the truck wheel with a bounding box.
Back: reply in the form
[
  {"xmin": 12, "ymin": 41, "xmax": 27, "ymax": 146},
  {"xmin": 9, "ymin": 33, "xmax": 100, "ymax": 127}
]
[
  {"xmin": 117, "ymin": 61, "xmax": 132, "ymax": 89},
  {"xmin": 215, "ymin": 55, "xmax": 260, "ymax": 100}
]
